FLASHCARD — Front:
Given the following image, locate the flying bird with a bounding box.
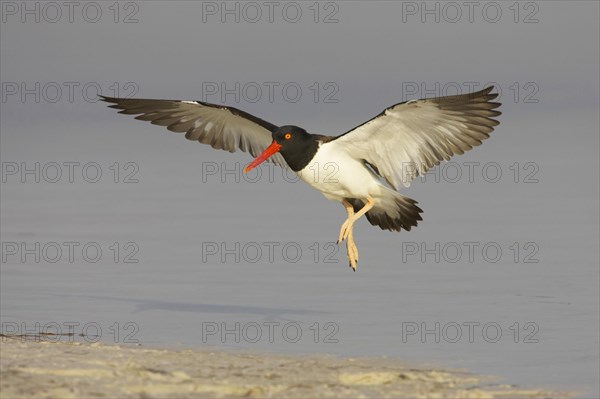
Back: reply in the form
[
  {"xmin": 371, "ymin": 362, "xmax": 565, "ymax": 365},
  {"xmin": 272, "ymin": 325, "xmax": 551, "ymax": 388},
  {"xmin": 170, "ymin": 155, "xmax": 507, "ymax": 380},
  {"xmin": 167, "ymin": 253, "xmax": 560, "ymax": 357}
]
[{"xmin": 100, "ymin": 86, "xmax": 501, "ymax": 271}]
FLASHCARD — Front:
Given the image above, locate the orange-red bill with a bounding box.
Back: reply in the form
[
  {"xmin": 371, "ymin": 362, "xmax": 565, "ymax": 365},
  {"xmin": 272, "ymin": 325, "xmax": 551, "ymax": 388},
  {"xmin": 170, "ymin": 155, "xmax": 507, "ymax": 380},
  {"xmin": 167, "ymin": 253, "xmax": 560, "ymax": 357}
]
[{"xmin": 243, "ymin": 141, "xmax": 282, "ymax": 173}]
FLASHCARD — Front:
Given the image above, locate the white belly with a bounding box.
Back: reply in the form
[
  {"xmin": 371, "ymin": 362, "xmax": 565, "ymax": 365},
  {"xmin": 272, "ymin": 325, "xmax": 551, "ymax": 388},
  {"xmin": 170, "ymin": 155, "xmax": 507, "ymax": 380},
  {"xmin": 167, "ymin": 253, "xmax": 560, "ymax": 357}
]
[{"xmin": 296, "ymin": 141, "xmax": 382, "ymax": 202}]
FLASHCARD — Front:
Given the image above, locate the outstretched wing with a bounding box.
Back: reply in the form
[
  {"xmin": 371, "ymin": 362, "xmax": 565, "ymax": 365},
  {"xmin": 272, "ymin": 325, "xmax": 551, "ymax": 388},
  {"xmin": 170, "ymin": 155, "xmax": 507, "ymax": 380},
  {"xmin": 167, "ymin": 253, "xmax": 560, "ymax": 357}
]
[
  {"xmin": 100, "ymin": 97, "xmax": 287, "ymax": 167},
  {"xmin": 332, "ymin": 86, "xmax": 501, "ymax": 189}
]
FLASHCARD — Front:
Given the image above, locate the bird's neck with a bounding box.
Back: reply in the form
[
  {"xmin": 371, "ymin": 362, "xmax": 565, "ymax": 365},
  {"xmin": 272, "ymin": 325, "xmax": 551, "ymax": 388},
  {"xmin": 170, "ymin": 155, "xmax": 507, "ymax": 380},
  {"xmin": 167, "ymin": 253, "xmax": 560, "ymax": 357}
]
[{"xmin": 280, "ymin": 135, "xmax": 320, "ymax": 172}]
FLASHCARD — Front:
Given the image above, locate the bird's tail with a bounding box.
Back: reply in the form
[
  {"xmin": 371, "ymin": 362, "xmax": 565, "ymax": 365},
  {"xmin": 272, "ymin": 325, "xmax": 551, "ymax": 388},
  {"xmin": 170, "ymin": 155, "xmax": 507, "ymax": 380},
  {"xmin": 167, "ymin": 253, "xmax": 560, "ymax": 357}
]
[{"xmin": 347, "ymin": 187, "xmax": 423, "ymax": 232}]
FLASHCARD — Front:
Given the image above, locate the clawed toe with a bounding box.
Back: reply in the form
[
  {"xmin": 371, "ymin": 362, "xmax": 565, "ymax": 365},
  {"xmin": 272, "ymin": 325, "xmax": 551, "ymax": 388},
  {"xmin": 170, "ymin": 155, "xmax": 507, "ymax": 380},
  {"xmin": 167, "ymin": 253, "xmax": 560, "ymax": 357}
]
[
  {"xmin": 337, "ymin": 219, "xmax": 352, "ymax": 243},
  {"xmin": 338, "ymin": 198, "xmax": 373, "ymax": 271},
  {"xmin": 346, "ymin": 232, "xmax": 359, "ymax": 271},
  {"xmin": 338, "ymin": 218, "xmax": 359, "ymax": 271}
]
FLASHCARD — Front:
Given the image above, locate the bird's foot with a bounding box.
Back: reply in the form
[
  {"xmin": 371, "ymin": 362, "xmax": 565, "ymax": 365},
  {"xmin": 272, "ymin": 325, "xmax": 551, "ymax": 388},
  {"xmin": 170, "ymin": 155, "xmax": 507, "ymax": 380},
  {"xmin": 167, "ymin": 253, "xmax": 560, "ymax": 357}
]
[
  {"xmin": 337, "ymin": 219, "xmax": 349, "ymax": 244},
  {"xmin": 346, "ymin": 232, "xmax": 359, "ymax": 271},
  {"xmin": 337, "ymin": 218, "xmax": 355, "ymax": 244}
]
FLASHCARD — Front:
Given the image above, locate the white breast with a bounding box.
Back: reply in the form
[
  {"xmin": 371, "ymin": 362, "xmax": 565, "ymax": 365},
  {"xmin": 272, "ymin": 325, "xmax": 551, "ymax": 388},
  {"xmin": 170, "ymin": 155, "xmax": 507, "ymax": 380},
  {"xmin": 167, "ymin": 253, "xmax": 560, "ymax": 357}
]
[{"xmin": 297, "ymin": 141, "xmax": 383, "ymax": 202}]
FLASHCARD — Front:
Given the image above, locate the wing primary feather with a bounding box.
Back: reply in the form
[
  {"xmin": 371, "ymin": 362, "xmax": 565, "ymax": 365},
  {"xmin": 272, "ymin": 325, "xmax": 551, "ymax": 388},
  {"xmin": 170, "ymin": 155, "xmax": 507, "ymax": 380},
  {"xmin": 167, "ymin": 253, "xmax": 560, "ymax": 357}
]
[
  {"xmin": 331, "ymin": 86, "xmax": 501, "ymax": 188},
  {"xmin": 100, "ymin": 96, "xmax": 287, "ymax": 168}
]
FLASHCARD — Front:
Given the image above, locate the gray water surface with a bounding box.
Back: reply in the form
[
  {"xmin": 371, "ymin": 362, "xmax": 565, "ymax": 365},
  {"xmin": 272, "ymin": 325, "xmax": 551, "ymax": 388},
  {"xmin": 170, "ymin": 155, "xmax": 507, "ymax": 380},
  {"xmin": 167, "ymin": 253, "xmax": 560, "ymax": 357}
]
[{"xmin": 1, "ymin": 2, "xmax": 598, "ymax": 397}]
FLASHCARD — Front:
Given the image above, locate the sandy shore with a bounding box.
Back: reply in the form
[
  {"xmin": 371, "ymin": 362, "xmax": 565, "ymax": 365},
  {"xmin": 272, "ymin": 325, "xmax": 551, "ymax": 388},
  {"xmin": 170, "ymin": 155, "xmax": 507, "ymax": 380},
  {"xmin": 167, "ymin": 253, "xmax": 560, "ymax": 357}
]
[{"xmin": 1, "ymin": 338, "xmax": 563, "ymax": 398}]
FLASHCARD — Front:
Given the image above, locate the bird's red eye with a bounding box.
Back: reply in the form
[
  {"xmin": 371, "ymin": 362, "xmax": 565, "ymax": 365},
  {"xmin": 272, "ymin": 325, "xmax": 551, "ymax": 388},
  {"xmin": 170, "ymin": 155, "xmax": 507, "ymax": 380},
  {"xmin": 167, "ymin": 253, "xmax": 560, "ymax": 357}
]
[{"xmin": 284, "ymin": 133, "xmax": 292, "ymax": 140}]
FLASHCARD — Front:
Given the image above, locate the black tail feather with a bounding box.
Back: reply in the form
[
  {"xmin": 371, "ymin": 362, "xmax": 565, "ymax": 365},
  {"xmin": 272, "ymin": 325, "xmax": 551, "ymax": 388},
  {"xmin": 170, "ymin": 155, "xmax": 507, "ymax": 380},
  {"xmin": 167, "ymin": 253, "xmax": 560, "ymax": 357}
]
[{"xmin": 348, "ymin": 195, "xmax": 423, "ymax": 232}]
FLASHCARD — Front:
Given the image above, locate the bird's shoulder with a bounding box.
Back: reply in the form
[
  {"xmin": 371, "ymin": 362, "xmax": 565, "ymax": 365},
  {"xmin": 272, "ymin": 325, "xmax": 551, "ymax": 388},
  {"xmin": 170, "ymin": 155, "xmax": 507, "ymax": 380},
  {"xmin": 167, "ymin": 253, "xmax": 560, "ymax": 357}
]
[{"xmin": 312, "ymin": 134, "xmax": 337, "ymax": 144}]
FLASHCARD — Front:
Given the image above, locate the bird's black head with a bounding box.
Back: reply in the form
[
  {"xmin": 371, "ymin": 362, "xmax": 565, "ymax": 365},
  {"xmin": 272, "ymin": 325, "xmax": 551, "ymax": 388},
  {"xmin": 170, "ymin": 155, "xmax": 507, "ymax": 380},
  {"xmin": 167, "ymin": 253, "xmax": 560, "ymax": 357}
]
[
  {"xmin": 245, "ymin": 125, "xmax": 319, "ymax": 172},
  {"xmin": 272, "ymin": 125, "xmax": 311, "ymax": 150},
  {"xmin": 272, "ymin": 125, "xmax": 308, "ymax": 140}
]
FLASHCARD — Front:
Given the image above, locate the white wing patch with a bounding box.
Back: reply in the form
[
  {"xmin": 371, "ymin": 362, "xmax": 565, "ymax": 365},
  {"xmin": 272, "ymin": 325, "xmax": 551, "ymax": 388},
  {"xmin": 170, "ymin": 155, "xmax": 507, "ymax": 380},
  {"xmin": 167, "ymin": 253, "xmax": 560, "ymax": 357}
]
[{"xmin": 333, "ymin": 87, "xmax": 501, "ymax": 189}]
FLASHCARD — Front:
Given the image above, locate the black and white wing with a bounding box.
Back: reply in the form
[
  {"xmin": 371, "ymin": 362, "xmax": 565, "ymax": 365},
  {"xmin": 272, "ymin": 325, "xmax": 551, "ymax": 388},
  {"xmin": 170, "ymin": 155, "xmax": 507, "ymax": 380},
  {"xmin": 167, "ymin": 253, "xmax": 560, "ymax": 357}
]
[
  {"xmin": 100, "ymin": 97, "xmax": 287, "ymax": 167},
  {"xmin": 333, "ymin": 86, "xmax": 501, "ymax": 189}
]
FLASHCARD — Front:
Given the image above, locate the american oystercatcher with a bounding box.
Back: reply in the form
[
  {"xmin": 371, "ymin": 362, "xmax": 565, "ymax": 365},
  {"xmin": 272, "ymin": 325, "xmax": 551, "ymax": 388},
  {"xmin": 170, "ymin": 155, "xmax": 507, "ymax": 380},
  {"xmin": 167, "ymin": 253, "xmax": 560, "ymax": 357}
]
[{"xmin": 101, "ymin": 86, "xmax": 501, "ymax": 271}]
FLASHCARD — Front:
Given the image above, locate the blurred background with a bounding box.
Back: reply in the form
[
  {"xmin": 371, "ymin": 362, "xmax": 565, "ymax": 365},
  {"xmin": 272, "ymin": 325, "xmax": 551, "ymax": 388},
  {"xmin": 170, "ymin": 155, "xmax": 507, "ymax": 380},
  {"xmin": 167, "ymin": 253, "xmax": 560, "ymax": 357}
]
[{"xmin": 1, "ymin": 1, "xmax": 598, "ymax": 396}]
